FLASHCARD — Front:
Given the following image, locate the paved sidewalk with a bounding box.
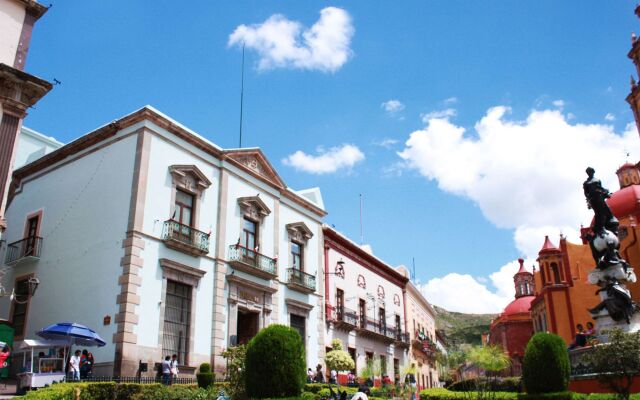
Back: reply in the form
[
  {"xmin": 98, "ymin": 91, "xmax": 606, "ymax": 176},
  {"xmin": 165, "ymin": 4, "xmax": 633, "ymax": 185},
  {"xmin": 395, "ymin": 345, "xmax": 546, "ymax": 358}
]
[{"xmin": 0, "ymin": 379, "xmax": 18, "ymax": 398}]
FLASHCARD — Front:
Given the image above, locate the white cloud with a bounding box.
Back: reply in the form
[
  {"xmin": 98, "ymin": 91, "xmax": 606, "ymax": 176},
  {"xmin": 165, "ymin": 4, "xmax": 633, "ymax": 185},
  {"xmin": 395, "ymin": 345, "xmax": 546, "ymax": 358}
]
[
  {"xmin": 228, "ymin": 7, "xmax": 354, "ymax": 72},
  {"xmin": 373, "ymin": 138, "xmax": 399, "ymax": 149},
  {"xmin": 552, "ymin": 99, "xmax": 565, "ymax": 108},
  {"xmin": 605, "ymin": 113, "xmax": 616, "ymax": 122},
  {"xmin": 381, "ymin": 99, "xmax": 405, "ymax": 115},
  {"xmin": 444, "ymin": 97, "xmax": 458, "ymax": 105},
  {"xmin": 399, "ymin": 106, "xmax": 640, "ymax": 259},
  {"xmin": 283, "ymin": 144, "xmax": 364, "ymax": 174},
  {"xmin": 419, "ymin": 258, "xmax": 536, "ymax": 313},
  {"xmin": 420, "ymin": 108, "xmax": 457, "ymax": 122}
]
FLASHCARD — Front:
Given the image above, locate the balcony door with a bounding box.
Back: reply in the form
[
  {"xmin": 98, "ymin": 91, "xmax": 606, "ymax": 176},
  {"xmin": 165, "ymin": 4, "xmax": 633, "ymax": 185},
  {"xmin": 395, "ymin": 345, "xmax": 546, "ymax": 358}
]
[
  {"xmin": 379, "ymin": 308, "xmax": 386, "ymax": 332},
  {"xmin": 336, "ymin": 288, "xmax": 344, "ymax": 320},
  {"xmin": 174, "ymin": 190, "xmax": 194, "ymax": 242},
  {"xmin": 242, "ymin": 218, "xmax": 258, "ymax": 259},
  {"xmin": 358, "ymin": 299, "xmax": 366, "ymax": 328},
  {"xmin": 24, "ymin": 216, "xmax": 39, "ymax": 257}
]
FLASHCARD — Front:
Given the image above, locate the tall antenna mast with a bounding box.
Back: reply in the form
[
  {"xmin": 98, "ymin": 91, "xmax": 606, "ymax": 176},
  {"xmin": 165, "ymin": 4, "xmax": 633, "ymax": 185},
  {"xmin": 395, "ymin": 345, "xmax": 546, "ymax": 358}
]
[
  {"xmin": 359, "ymin": 193, "xmax": 364, "ymax": 245},
  {"xmin": 412, "ymin": 257, "xmax": 416, "ymax": 282},
  {"xmin": 239, "ymin": 43, "xmax": 245, "ymax": 148}
]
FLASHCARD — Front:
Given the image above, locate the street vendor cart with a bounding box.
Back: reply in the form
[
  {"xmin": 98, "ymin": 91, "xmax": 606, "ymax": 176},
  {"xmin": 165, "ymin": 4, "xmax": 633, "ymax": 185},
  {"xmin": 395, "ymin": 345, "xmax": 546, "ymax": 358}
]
[{"xmin": 16, "ymin": 339, "xmax": 70, "ymax": 391}]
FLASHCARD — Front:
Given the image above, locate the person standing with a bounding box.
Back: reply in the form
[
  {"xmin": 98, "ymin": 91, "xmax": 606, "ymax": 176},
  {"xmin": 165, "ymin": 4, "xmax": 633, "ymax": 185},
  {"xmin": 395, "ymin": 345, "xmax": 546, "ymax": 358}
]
[
  {"xmin": 307, "ymin": 368, "xmax": 314, "ymax": 383},
  {"xmin": 315, "ymin": 364, "xmax": 325, "ymax": 383},
  {"xmin": 86, "ymin": 352, "xmax": 95, "ymax": 378},
  {"xmin": 69, "ymin": 350, "xmax": 81, "ymax": 381},
  {"xmin": 80, "ymin": 350, "xmax": 89, "ymax": 379},
  {"xmin": 162, "ymin": 356, "xmax": 172, "ymax": 385},
  {"xmin": 170, "ymin": 354, "xmax": 179, "ymax": 384}
]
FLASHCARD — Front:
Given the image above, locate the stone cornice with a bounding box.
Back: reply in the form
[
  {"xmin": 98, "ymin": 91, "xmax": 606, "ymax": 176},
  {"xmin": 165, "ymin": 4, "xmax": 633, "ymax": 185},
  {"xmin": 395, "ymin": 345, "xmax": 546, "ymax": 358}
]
[{"xmin": 226, "ymin": 273, "xmax": 278, "ymax": 294}]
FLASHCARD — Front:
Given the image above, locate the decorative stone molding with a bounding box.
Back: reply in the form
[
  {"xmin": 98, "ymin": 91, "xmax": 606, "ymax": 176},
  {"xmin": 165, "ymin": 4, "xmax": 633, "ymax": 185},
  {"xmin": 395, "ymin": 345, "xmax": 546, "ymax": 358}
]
[
  {"xmin": 159, "ymin": 258, "xmax": 206, "ymax": 287},
  {"xmin": 285, "ymin": 298, "xmax": 313, "ymax": 316},
  {"xmin": 286, "ymin": 222, "xmax": 314, "ymax": 242},
  {"xmin": 393, "ymin": 294, "xmax": 401, "ymax": 306},
  {"xmin": 357, "ymin": 274, "xmax": 366, "ymax": 289},
  {"xmin": 169, "ymin": 165, "xmax": 211, "ymax": 193},
  {"xmin": 237, "ymin": 196, "xmax": 271, "ymax": 221},
  {"xmin": 377, "ymin": 285, "xmax": 385, "ymax": 300}
]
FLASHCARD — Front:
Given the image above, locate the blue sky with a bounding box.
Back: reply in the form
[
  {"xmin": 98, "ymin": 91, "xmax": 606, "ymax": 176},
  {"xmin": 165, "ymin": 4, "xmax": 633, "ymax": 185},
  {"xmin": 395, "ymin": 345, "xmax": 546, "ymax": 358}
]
[{"xmin": 21, "ymin": 1, "xmax": 640, "ymax": 312}]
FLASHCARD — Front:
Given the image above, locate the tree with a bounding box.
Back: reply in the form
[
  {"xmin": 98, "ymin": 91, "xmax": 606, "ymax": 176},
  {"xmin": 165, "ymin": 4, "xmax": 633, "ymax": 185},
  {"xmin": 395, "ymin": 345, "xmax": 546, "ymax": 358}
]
[
  {"xmin": 467, "ymin": 345, "xmax": 510, "ymax": 400},
  {"xmin": 222, "ymin": 344, "xmax": 247, "ymax": 400},
  {"xmin": 522, "ymin": 332, "xmax": 570, "ymax": 394},
  {"xmin": 245, "ymin": 325, "xmax": 306, "ymax": 398},
  {"xmin": 586, "ymin": 328, "xmax": 640, "ymax": 400},
  {"xmin": 326, "ymin": 339, "xmax": 355, "ymax": 372}
]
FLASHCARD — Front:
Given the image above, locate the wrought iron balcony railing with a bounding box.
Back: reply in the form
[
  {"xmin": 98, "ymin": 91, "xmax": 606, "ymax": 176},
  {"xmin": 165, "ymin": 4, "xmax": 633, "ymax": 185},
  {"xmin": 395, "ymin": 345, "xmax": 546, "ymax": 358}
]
[
  {"xmin": 5, "ymin": 237, "xmax": 43, "ymax": 265},
  {"xmin": 286, "ymin": 268, "xmax": 316, "ymax": 292},
  {"xmin": 396, "ymin": 331, "xmax": 410, "ymax": 344},
  {"xmin": 162, "ymin": 220, "xmax": 210, "ymax": 255},
  {"xmin": 228, "ymin": 244, "xmax": 277, "ymax": 278},
  {"xmin": 331, "ymin": 306, "xmax": 359, "ymax": 327}
]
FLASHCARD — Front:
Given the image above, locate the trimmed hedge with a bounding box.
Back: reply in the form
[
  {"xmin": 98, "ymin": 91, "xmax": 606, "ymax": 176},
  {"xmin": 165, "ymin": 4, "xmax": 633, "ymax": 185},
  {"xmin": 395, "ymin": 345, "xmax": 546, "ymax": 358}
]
[
  {"xmin": 245, "ymin": 324, "xmax": 306, "ymax": 398},
  {"xmin": 448, "ymin": 377, "xmax": 522, "ymax": 392},
  {"xmin": 196, "ymin": 362, "xmax": 215, "ymax": 388},
  {"xmin": 522, "ymin": 333, "xmax": 570, "ymax": 394},
  {"xmin": 19, "ymin": 382, "xmax": 231, "ymax": 400},
  {"xmin": 419, "ymin": 389, "xmax": 640, "ymax": 400}
]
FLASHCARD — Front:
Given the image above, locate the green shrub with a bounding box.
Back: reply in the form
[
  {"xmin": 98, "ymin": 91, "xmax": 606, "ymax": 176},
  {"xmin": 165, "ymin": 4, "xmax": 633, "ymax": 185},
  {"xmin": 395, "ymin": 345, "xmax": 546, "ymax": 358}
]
[
  {"xmin": 222, "ymin": 344, "xmax": 247, "ymax": 400},
  {"xmin": 448, "ymin": 377, "xmax": 522, "ymax": 392},
  {"xmin": 517, "ymin": 392, "xmax": 574, "ymax": 400},
  {"xmin": 196, "ymin": 362, "xmax": 215, "ymax": 388},
  {"xmin": 115, "ymin": 383, "xmax": 145, "ymax": 400},
  {"xmin": 522, "ymin": 333, "xmax": 570, "ymax": 394},
  {"xmin": 245, "ymin": 324, "xmax": 306, "ymax": 398},
  {"xmin": 420, "ymin": 388, "xmax": 520, "ymax": 400},
  {"xmin": 199, "ymin": 362, "xmax": 212, "ymax": 373},
  {"xmin": 301, "ymin": 391, "xmax": 316, "ymax": 400},
  {"xmin": 79, "ymin": 382, "xmax": 117, "ymax": 400},
  {"xmin": 304, "ymin": 383, "xmax": 325, "ymax": 393},
  {"xmin": 129, "ymin": 383, "xmax": 168, "ymax": 400}
]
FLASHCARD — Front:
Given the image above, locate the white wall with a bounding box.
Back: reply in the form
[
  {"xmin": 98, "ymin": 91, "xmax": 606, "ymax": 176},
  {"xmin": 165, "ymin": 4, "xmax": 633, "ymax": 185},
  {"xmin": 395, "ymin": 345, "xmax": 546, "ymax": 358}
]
[
  {"xmin": 136, "ymin": 131, "xmax": 219, "ymax": 358},
  {"xmin": 0, "ymin": 131, "xmax": 138, "ymax": 363},
  {"xmin": 0, "ymin": 0, "xmax": 25, "ymax": 66},
  {"xmin": 14, "ymin": 127, "xmax": 64, "ymax": 170}
]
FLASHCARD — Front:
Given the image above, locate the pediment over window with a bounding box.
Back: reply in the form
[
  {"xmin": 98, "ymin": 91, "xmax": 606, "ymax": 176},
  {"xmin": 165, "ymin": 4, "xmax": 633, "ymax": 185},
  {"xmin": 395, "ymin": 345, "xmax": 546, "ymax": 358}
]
[
  {"xmin": 238, "ymin": 196, "xmax": 271, "ymax": 220},
  {"xmin": 169, "ymin": 165, "xmax": 211, "ymax": 192},
  {"xmin": 286, "ymin": 222, "xmax": 314, "ymax": 241}
]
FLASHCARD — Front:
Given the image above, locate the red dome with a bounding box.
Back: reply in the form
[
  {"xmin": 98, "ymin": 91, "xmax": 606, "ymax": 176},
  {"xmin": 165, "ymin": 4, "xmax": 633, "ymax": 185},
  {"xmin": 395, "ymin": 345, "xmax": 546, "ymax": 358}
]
[
  {"xmin": 616, "ymin": 162, "xmax": 636, "ymax": 174},
  {"xmin": 606, "ymin": 185, "xmax": 640, "ymax": 218},
  {"xmin": 502, "ymin": 295, "xmax": 534, "ymax": 316}
]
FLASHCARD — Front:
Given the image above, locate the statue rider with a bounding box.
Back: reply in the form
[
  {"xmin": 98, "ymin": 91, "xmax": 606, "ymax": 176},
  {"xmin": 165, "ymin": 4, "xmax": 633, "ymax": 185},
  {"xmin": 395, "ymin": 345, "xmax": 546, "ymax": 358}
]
[{"xmin": 583, "ymin": 167, "xmax": 618, "ymax": 235}]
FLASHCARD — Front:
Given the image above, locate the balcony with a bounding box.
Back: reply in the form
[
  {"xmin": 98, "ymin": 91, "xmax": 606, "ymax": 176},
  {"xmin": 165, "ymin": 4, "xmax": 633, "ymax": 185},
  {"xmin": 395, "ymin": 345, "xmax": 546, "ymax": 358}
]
[
  {"xmin": 395, "ymin": 332, "xmax": 410, "ymax": 348},
  {"xmin": 286, "ymin": 268, "xmax": 316, "ymax": 293},
  {"xmin": 5, "ymin": 237, "xmax": 43, "ymax": 265},
  {"xmin": 162, "ymin": 220, "xmax": 210, "ymax": 256},
  {"xmin": 327, "ymin": 306, "xmax": 359, "ymax": 330},
  {"xmin": 357, "ymin": 318, "xmax": 395, "ymax": 344},
  {"xmin": 228, "ymin": 244, "xmax": 278, "ymax": 279}
]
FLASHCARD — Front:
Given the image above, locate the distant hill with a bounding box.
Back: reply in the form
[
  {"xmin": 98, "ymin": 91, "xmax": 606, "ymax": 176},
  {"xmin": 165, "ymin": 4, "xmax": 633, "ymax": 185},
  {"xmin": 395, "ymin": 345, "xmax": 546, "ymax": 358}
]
[{"xmin": 434, "ymin": 305, "xmax": 496, "ymax": 347}]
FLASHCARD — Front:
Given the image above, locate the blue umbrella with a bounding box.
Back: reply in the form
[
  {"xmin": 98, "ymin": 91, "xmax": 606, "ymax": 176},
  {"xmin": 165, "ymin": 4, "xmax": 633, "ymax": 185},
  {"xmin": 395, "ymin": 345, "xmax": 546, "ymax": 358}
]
[{"xmin": 37, "ymin": 322, "xmax": 106, "ymax": 347}]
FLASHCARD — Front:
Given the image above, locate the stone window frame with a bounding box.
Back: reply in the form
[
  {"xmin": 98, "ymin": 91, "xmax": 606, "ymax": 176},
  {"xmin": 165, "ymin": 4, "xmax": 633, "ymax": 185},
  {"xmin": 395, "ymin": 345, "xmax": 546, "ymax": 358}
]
[
  {"xmin": 157, "ymin": 258, "xmax": 206, "ymax": 367},
  {"xmin": 285, "ymin": 298, "xmax": 313, "ymax": 349},
  {"xmin": 168, "ymin": 165, "xmax": 211, "ymax": 229},
  {"xmin": 285, "ymin": 222, "xmax": 313, "ymax": 272},
  {"xmin": 237, "ymin": 196, "xmax": 271, "ymax": 252}
]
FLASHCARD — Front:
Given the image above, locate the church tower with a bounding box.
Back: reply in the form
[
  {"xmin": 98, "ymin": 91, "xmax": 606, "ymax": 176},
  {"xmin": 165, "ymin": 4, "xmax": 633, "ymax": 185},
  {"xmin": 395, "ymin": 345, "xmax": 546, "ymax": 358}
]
[
  {"xmin": 626, "ymin": 5, "xmax": 640, "ymax": 135},
  {"xmin": 514, "ymin": 258, "xmax": 535, "ymax": 298}
]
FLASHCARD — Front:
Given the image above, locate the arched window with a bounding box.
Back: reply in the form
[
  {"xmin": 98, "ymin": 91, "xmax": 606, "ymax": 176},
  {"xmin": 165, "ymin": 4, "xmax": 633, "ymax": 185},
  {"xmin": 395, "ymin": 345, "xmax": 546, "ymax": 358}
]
[{"xmin": 550, "ymin": 263, "xmax": 561, "ymax": 284}]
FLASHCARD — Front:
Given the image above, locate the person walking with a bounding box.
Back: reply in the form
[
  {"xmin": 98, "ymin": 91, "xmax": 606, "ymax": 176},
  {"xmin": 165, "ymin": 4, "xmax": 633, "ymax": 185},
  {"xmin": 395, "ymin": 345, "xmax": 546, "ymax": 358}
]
[
  {"xmin": 69, "ymin": 350, "xmax": 81, "ymax": 381},
  {"xmin": 170, "ymin": 354, "xmax": 179, "ymax": 384},
  {"xmin": 162, "ymin": 356, "xmax": 172, "ymax": 385}
]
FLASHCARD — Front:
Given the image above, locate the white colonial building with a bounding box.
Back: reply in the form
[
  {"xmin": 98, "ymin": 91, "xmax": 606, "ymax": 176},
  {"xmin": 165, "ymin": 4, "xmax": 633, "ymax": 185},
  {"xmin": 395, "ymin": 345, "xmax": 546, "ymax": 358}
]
[
  {"xmin": 322, "ymin": 226, "xmax": 410, "ymax": 382},
  {"xmin": 0, "ymin": 106, "xmax": 326, "ymax": 376}
]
